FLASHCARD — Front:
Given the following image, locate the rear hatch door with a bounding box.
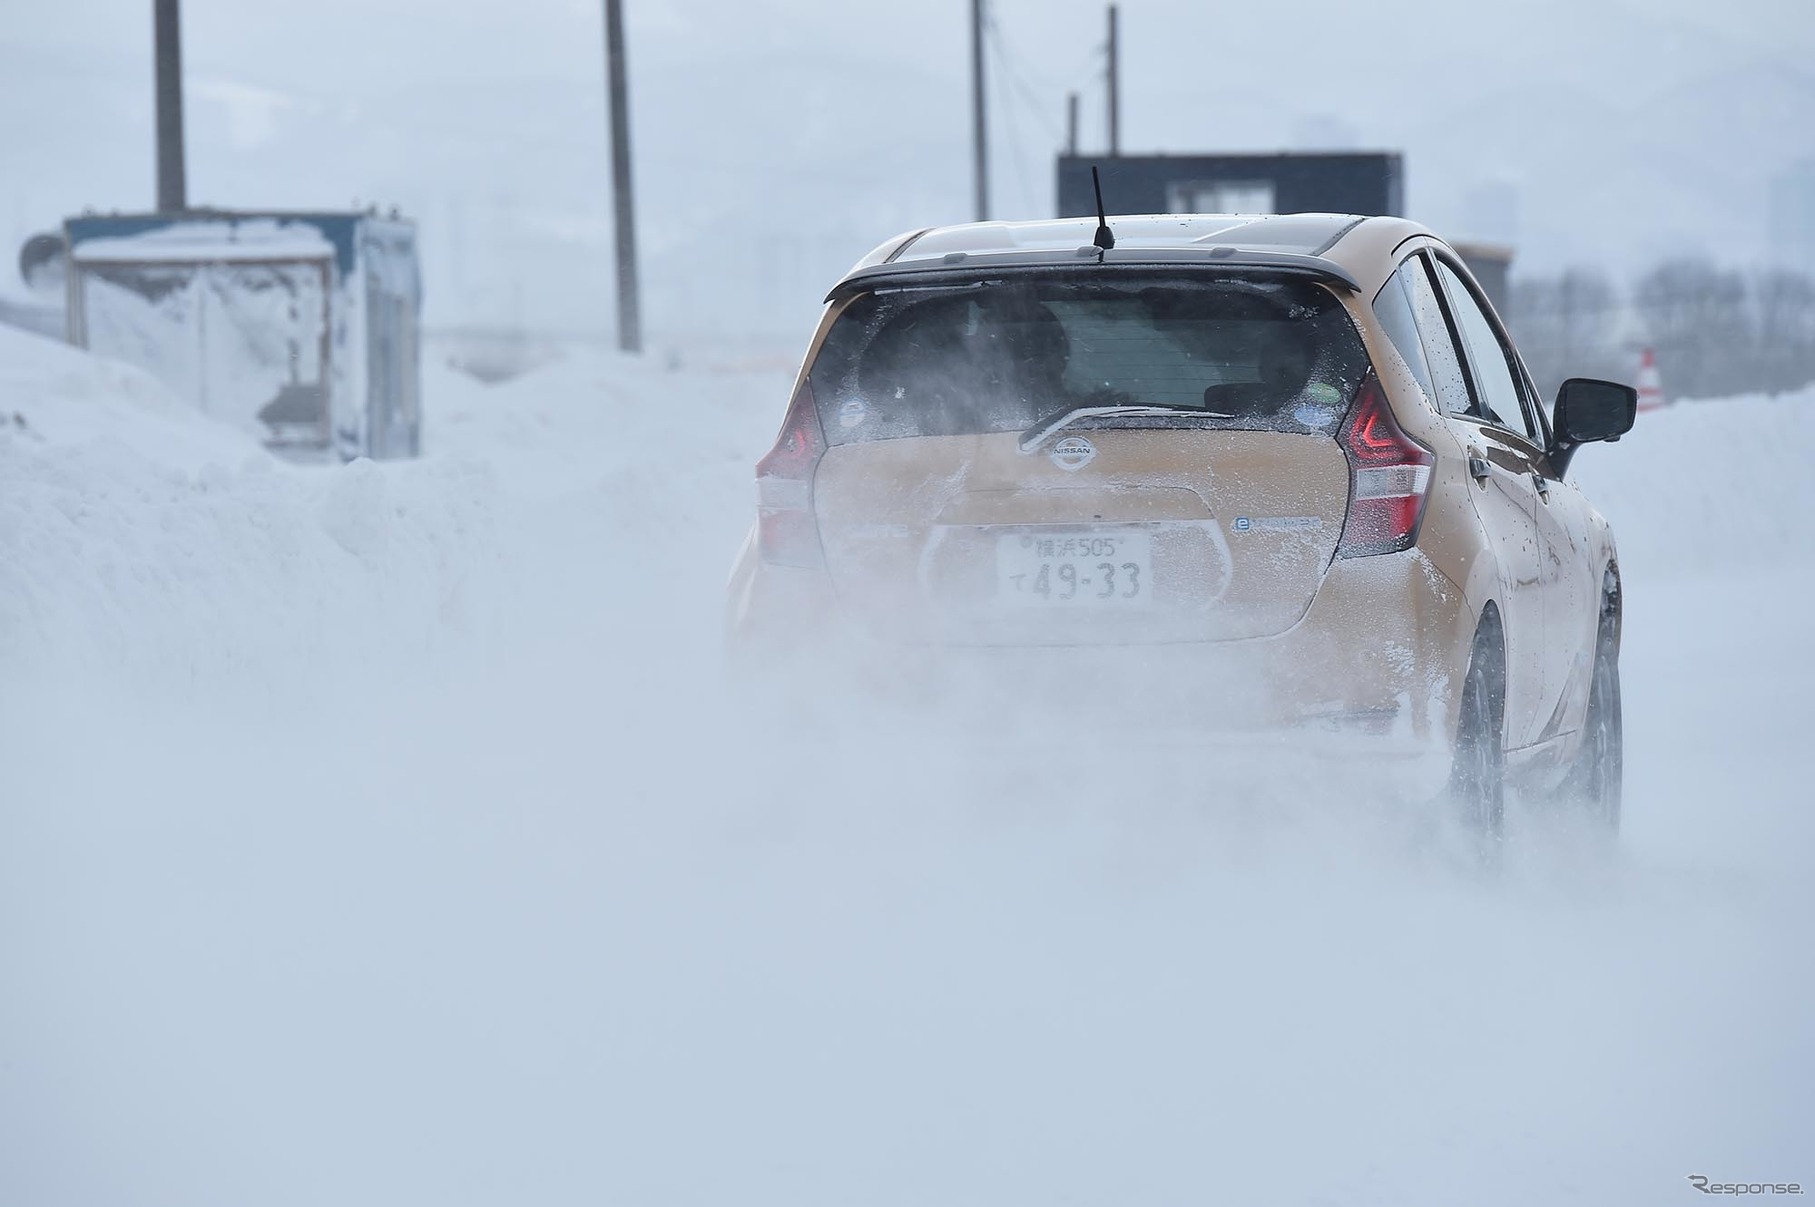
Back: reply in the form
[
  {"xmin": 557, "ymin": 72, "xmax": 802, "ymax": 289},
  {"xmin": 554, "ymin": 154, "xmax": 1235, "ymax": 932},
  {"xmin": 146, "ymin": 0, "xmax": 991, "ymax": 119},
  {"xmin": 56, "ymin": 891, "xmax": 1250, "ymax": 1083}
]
[
  {"xmin": 804, "ymin": 270, "xmax": 1371, "ymax": 645},
  {"xmin": 815, "ymin": 427, "xmax": 1349, "ymax": 644}
]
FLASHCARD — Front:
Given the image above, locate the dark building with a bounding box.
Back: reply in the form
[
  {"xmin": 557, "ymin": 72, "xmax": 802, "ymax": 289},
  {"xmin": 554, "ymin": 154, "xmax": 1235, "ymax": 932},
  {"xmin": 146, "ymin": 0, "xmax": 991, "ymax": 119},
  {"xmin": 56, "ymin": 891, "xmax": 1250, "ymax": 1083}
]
[
  {"xmin": 1053, "ymin": 152, "xmax": 1514, "ymax": 312},
  {"xmin": 1057, "ymin": 152, "xmax": 1405, "ymax": 221}
]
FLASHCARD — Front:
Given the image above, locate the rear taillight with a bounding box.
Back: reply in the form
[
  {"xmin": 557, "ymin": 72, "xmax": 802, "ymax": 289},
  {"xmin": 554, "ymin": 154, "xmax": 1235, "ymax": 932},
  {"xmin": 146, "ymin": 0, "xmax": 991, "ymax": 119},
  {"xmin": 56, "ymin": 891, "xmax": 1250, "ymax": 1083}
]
[
  {"xmin": 755, "ymin": 382, "xmax": 827, "ymax": 568},
  {"xmin": 1336, "ymin": 374, "xmax": 1433, "ymax": 558}
]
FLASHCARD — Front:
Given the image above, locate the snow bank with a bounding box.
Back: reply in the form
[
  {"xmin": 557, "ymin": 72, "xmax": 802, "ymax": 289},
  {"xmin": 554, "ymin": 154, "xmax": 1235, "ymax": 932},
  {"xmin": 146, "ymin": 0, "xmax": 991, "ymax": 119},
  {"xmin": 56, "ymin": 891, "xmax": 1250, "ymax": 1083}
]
[
  {"xmin": 1, "ymin": 328, "xmax": 791, "ymax": 694},
  {"xmin": 0, "ymin": 326, "xmax": 505, "ymax": 689},
  {"xmin": 1571, "ymin": 385, "xmax": 1815, "ymax": 578},
  {"xmin": 426, "ymin": 345, "xmax": 786, "ymax": 519},
  {"xmin": 0, "ymin": 322, "xmax": 256, "ymax": 471}
]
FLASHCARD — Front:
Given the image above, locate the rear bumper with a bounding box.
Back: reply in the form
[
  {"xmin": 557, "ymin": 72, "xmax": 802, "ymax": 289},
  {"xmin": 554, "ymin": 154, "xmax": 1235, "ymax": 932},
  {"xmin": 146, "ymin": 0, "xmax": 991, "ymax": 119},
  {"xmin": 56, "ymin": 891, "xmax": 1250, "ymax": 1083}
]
[{"xmin": 728, "ymin": 530, "xmax": 1474, "ymax": 788}]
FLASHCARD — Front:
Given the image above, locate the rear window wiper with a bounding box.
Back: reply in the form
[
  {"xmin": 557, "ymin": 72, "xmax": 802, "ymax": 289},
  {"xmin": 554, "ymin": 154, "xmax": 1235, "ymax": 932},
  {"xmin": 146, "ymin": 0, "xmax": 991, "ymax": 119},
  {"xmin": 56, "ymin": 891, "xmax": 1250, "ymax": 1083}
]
[{"xmin": 1018, "ymin": 403, "xmax": 1232, "ymax": 453}]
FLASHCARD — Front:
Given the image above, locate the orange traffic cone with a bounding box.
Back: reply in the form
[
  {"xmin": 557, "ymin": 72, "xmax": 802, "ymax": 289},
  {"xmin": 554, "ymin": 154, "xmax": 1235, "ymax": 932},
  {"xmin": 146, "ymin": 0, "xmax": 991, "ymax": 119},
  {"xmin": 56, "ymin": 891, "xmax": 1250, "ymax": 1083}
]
[{"xmin": 1636, "ymin": 347, "xmax": 1666, "ymax": 411}]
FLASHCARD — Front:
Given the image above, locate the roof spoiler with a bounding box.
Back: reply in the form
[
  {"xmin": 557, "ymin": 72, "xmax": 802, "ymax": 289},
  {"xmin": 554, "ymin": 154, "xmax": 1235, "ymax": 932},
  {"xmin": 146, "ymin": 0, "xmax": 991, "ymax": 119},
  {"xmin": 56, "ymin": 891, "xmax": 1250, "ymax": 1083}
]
[{"xmin": 826, "ymin": 246, "xmax": 1361, "ymax": 302}]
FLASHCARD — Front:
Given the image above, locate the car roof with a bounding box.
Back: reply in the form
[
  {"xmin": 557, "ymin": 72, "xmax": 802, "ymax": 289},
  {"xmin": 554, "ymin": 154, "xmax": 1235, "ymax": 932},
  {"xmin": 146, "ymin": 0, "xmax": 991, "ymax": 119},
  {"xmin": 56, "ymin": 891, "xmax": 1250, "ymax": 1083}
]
[{"xmin": 836, "ymin": 213, "xmax": 1433, "ymax": 301}]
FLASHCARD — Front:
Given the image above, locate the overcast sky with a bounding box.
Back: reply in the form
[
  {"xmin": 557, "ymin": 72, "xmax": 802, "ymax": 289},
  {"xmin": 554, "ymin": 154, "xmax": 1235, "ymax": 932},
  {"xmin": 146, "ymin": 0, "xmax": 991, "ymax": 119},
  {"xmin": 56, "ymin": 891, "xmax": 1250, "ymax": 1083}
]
[{"xmin": 4, "ymin": 0, "xmax": 1813, "ymax": 343}]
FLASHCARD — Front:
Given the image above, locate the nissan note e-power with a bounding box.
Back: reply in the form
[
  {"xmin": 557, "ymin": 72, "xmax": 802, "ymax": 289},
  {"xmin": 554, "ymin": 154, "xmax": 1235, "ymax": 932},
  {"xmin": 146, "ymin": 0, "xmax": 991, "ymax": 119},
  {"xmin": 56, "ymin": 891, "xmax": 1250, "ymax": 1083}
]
[{"xmin": 727, "ymin": 213, "xmax": 1637, "ymax": 840}]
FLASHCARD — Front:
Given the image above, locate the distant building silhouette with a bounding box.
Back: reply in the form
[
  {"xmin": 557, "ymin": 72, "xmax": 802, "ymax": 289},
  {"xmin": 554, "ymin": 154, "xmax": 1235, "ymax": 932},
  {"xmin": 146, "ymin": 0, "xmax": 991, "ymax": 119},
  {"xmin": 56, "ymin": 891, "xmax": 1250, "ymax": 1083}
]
[
  {"xmin": 1058, "ymin": 152, "xmax": 1404, "ymax": 224},
  {"xmin": 1056, "ymin": 152, "xmax": 1512, "ymax": 312}
]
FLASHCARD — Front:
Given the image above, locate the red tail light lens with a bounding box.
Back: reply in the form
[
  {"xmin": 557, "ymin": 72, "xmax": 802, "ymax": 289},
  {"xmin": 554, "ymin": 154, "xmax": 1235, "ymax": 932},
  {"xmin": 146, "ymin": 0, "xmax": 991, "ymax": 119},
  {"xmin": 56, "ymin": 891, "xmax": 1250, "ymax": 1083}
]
[
  {"xmin": 755, "ymin": 382, "xmax": 827, "ymax": 568},
  {"xmin": 1336, "ymin": 374, "xmax": 1433, "ymax": 558}
]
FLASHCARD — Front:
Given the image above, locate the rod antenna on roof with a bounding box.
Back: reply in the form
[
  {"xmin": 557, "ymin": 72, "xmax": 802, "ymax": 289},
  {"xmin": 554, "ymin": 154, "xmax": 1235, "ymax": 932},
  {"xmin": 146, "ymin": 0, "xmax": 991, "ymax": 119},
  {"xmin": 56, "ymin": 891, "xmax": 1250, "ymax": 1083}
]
[{"xmin": 1091, "ymin": 165, "xmax": 1115, "ymax": 252}]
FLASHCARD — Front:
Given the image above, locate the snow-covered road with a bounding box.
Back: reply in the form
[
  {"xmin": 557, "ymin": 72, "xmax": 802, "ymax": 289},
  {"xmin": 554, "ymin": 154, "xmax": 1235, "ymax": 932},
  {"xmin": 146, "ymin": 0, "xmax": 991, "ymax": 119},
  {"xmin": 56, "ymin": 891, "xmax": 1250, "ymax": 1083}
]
[{"xmin": 2, "ymin": 324, "xmax": 1810, "ymax": 1206}]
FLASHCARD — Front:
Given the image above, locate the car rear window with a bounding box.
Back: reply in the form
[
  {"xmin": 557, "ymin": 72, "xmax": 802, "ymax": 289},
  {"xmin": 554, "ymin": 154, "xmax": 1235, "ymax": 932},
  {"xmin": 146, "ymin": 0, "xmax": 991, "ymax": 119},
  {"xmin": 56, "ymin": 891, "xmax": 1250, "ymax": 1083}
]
[{"xmin": 807, "ymin": 272, "xmax": 1371, "ymax": 443}]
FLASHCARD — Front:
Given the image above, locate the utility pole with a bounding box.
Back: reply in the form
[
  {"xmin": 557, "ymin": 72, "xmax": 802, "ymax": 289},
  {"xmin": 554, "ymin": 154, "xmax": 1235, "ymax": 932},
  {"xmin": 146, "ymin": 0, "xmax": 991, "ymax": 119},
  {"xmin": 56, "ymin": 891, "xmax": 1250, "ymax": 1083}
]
[
  {"xmin": 971, "ymin": 0, "xmax": 988, "ymax": 222},
  {"xmin": 603, "ymin": 0, "xmax": 642, "ymax": 353},
  {"xmin": 1066, "ymin": 92, "xmax": 1079, "ymax": 156},
  {"xmin": 153, "ymin": 0, "xmax": 187, "ymax": 211},
  {"xmin": 1106, "ymin": 4, "xmax": 1120, "ymax": 157}
]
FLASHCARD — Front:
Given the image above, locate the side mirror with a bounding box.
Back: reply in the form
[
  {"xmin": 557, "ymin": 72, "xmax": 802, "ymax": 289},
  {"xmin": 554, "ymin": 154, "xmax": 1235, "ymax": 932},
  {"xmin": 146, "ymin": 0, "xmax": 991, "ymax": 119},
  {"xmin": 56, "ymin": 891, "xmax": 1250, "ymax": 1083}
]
[
  {"xmin": 1549, "ymin": 378, "xmax": 1637, "ymax": 476},
  {"xmin": 1554, "ymin": 378, "xmax": 1637, "ymax": 444}
]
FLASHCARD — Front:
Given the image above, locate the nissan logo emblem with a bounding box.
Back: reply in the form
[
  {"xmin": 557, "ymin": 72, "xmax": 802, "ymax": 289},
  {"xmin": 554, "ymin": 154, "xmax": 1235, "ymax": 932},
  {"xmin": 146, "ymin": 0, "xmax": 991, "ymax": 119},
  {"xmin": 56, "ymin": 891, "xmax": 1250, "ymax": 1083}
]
[{"xmin": 1050, "ymin": 436, "xmax": 1097, "ymax": 471}]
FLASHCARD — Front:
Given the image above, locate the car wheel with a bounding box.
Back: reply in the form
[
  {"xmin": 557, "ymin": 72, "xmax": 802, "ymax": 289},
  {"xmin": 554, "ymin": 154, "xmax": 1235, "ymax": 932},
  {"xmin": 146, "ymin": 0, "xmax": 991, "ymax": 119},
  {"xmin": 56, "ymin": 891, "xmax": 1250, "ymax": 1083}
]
[
  {"xmin": 1562, "ymin": 638, "xmax": 1622, "ymax": 835},
  {"xmin": 1449, "ymin": 633, "xmax": 1506, "ymax": 848}
]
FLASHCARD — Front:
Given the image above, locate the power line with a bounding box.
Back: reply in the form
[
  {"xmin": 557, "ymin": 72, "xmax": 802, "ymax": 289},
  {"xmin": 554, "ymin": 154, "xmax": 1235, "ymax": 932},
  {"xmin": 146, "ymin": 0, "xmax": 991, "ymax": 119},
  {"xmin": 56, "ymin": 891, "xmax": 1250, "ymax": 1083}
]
[
  {"xmin": 986, "ymin": 27, "xmax": 1034, "ymax": 213},
  {"xmin": 987, "ymin": 12, "xmax": 1066, "ymax": 147},
  {"xmin": 984, "ymin": 5, "xmax": 1107, "ymax": 210},
  {"xmin": 987, "ymin": 3, "xmax": 1104, "ymax": 95}
]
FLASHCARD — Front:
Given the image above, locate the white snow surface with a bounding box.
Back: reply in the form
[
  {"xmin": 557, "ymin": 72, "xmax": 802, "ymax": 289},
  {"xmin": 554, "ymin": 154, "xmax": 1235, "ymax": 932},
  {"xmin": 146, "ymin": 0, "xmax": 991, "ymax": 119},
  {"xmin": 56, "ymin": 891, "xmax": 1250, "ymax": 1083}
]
[
  {"xmin": 2, "ymin": 328, "xmax": 1811, "ymax": 1206},
  {"xmin": 68, "ymin": 218, "xmax": 337, "ymax": 264}
]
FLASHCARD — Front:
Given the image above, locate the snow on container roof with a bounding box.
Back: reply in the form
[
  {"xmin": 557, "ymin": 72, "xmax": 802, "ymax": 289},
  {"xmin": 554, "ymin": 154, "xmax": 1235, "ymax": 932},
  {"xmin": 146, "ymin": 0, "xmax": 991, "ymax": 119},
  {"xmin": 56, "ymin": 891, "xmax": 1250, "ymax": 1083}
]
[
  {"xmin": 69, "ymin": 217, "xmax": 336, "ymax": 265},
  {"xmin": 63, "ymin": 211, "xmax": 404, "ymax": 276}
]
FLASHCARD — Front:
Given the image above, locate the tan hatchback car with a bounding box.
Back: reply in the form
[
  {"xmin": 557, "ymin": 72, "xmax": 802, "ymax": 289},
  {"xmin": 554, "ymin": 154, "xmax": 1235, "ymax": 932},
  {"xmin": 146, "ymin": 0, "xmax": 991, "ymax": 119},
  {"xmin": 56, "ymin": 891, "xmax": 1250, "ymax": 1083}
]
[{"xmin": 727, "ymin": 213, "xmax": 1637, "ymax": 841}]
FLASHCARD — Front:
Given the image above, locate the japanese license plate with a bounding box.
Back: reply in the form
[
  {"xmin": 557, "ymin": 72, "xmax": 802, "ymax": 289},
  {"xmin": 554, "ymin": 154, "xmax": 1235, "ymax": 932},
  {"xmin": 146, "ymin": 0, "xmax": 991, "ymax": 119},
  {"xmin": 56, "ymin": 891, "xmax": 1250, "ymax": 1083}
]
[{"xmin": 996, "ymin": 530, "xmax": 1154, "ymax": 607}]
